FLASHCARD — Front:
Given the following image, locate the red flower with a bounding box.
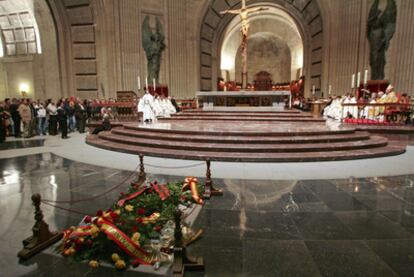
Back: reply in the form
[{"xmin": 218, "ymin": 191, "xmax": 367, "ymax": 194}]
[
  {"xmin": 137, "ymin": 208, "xmax": 146, "ymax": 215},
  {"xmin": 136, "ymin": 218, "xmax": 143, "ymax": 224},
  {"xmin": 132, "ymin": 226, "xmax": 139, "ymax": 232},
  {"xmin": 86, "ymin": 240, "xmax": 93, "ymax": 247},
  {"xmin": 154, "ymin": 226, "xmax": 161, "ymax": 232},
  {"xmin": 96, "ymin": 209, "xmax": 103, "ymax": 217},
  {"xmin": 84, "ymin": 216, "xmax": 92, "ymax": 223}
]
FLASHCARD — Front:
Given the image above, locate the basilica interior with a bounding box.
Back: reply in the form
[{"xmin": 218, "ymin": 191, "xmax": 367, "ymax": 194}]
[{"xmin": 1, "ymin": 0, "xmax": 414, "ymax": 276}]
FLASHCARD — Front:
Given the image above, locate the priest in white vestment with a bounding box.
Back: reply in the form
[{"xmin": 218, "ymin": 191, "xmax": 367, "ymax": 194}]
[
  {"xmin": 323, "ymin": 97, "xmax": 343, "ymax": 120},
  {"xmin": 138, "ymin": 91, "xmax": 155, "ymax": 122}
]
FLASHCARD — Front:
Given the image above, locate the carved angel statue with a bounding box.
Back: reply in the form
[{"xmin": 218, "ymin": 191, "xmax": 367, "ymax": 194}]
[
  {"xmin": 367, "ymin": 0, "xmax": 397, "ymax": 80},
  {"xmin": 142, "ymin": 16, "xmax": 166, "ymax": 83}
]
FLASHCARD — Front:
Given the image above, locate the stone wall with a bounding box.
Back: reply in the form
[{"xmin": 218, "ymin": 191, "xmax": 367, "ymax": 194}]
[
  {"xmin": 0, "ymin": 0, "xmax": 60, "ymax": 100},
  {"xmin": 235, "ymin": 34, "xmax": 291, "ymax": 84},
  {"xmin": 321, "ymin": 0, "xmax": 414, "ymax": 96}
]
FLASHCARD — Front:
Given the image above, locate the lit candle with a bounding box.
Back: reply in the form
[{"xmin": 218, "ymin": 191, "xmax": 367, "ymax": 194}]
[
  {"xmin": 145, "ymin": 77, "xmax": 148, "ymax": 91},
  {"xmin": 137, "ymin": 76, "xmax": 141, "ymax": 90},
  {"xmin": 363, "ymin": 69, "xmax": 368, "ymax": 85},
  {"xmin": 328, "ymin": 85, "xmax": 332, "ymax": 95},
  {"xmin": 153, "ymin": 78, "xmax": 156, "ymax": 91},
  {"xmin": 351, "ymin": 74, "xmax": 355, "ymax": 89},
  {"xmin": 312, "ymin": 85, "xmax": 315, "ymax": 95},
  {"xmin": 357, "ymin": 72, "xmax": 361, "ymax": 88}
]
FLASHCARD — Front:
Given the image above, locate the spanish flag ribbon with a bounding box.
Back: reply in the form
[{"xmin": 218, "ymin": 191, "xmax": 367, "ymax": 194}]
[
  {"xmin": 99, "ymin": 219, "xmax": 154, "ymax": 266},
  {"xmin": 141, "ymin": 212, "xmax": 160, "ymax": 225},
  {"xmin": 152, "ymin": 183, "xmax": 170, "ymax": 201},
  {"xmin": 117, "ymin": 187, "xmax": 147, "ymax": 207},
  {"xmin": 64, "ymin": 226, "xmax": 92, "ymax": 239},
  {"xmin": 182, "ymin": 177, "xmax": 203, "ymax": 204}
]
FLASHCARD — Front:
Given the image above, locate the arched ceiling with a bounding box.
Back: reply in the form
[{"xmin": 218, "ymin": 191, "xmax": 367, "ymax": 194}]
[
  {"xmin": 220, "ymin": 6, "xmax": 303, "ymax": 80},
  {"xmin": 0, "ymin": 0, "xmax": 41, "ymax": 57}
]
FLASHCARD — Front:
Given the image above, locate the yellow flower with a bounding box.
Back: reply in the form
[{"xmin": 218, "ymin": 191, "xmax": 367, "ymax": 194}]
[
  {"xmin": 63, "ymin": 247, "xmax": 75, "ymax": 256},
  {"xmin": 111, "ymin": 253, "xmax": 120, "ymax": 262},
  {"xmin": 89, "ymin": 260, "xmax": 99, "ymax": 269},
  {"xmin": 125, "ymin": 205, "xmax": 134, "ymax": 212},
  {"xmin": 114, "ymin": 209, "xmax": 121, "ymax": 215},
  {"xmin": 131, "ymin": 232, "xmax": 141, "ymax": 244},
  {"xmin": 115, "ymin": 259, "xmax": 126, "ymax": 270}
]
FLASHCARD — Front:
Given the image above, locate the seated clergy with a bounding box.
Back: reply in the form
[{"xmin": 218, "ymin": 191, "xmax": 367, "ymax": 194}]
[{"xmin": 342, "ymin": 94, "xmax": 358, "ymax": 119}]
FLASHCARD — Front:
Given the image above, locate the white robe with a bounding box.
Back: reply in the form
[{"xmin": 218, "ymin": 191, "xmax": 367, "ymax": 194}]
[
  {"xmin": 165, "ymin": 99, "xmax": 177, "ymax": 115},
  {"xmin": 152, "ymin": 99, "xmax": 164, "ymax": 117},
  {"xmin": 138, "ymin": 93, "xmax": 155, "ymax": 122},
  {"xmin": 323, "ymin": 99, "xmax": 343, "ymax": 120},
  {"xmin": 342, "ymin": 97, "xmax": 358, "ymax": 119}
]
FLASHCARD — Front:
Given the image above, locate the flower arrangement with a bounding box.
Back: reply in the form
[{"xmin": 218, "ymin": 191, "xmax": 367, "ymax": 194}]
[{"xmin": 58, "ymin": 177, "xmax": 204, "ymax": 270}]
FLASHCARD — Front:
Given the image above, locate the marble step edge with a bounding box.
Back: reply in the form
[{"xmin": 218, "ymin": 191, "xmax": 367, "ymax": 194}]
[
  {"xmin": 159, "ymin": 117, "xmax": 325, "ymax": 122},
  {"xmin": 173, "ymin": 113, "xmax": 313, "ymax": 118},
  {"xmin": 183, "ymin": 110, "xmax": 301, "ymax": 114},
  {"xmin": 97, "ymin": 132, "xmax": 389, "ymax": 153},
  {"xmin": 86, "ymin": 136, "xmax": 406, "ymax": 162},
  {"xmin": 111, "ymin": 128, "xmax": 371, "ymax": 144},
  {"xmin": 123, "ymin": 124, "xmax": 356, "ymax": 136}
]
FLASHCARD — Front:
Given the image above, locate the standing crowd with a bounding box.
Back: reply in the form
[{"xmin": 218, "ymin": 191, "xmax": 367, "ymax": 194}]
[{"xmin": 0, "ymin": 97, "xmax": 90, "ymax": 142}]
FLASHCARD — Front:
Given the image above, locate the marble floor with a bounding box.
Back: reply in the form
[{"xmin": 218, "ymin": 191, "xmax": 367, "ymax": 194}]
[{"xmin": 1, "ymin": 152, "xmax": 414, "ymax": 276}]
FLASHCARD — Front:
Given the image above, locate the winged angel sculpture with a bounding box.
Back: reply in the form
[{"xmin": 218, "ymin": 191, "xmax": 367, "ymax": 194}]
[
  {"xmin": 367, "ymin": 0, "xmax": 397, "ymax": 80},
  {"xmin": 142, "ymin": 16, "xmax": 166, "ymax": 83}
]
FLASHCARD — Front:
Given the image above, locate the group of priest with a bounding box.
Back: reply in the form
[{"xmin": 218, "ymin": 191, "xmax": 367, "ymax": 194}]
[
  {"xmin": 323, "ymin": 84, "xmax": 410, "ymax": 121},
  {"xmin": 137, "ymin": 91, "xmax": 177, "ymax": 122}
]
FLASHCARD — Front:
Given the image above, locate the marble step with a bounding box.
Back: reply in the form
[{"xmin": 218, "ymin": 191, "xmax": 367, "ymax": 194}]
[
  {"xmin": 160, "ymin": 116, "xmax": 325, "ymax": 122},
  {"xmin": 183, "ymin": 109, "xmax": 301, "ymax": 114},
  {"xmin": 111, "ymin": 128, "xmax": 371, "ymax": 144},
  {"xmin": 174, "ymin": 112, "xmax": 313, "ymax": 118},
  {"xmin": 123, "ymin": 124, "xmax": 355, "ymax": 136},
  {"xmin": 86, "ymin": 135, "xmax": 406, "ymax": 162},
  {"xmin": 98, "ymin": 132, "xmax": 389, "ymax": 153}
]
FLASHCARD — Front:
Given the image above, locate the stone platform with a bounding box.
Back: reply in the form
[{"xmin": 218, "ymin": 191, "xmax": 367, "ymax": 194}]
[{"xmin": 86, "ymin": 111, "xmax": 406, "ymax": 162}]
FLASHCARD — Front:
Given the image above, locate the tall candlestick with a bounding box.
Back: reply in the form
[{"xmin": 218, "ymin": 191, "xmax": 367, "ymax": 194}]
[
  {"xmin": 356, "ymin": 72, "xmax": 361, "ymax": 88},
  {"xmin": 328, "ymin": 85, "xmax": 332, "ymax": 95},
  {"xmin": 145, "ymin": 77, "xmax": 148, "ymax": 91},
  {"xmin": 137, "ymin": 76, "xmax": 141, "ymax": 90},
  {"xmin": 312, "ymin": 85, "xmax": 315, "ymax": 95},
  {"xmin": 351, "ymin": 74, "xmax": 355, "ymax": 89},
  {"xmin": 363, "ymin": 69, "xmax": 368, "ymax": 85},
  {"xmin": 153, "ymin": 78, "xmax": 156, "ymax": 92}
]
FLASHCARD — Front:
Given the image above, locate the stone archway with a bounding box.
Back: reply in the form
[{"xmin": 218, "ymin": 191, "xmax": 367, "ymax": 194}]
[{"xmin": 199, "ymin": 0, "xmax": 323, "ymax": 95}]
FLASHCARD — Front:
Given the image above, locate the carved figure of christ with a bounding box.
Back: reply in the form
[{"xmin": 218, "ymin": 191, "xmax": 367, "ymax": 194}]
[{"xmin": 220, "ymin": 0, "xmax": 268, "ymax": 89}]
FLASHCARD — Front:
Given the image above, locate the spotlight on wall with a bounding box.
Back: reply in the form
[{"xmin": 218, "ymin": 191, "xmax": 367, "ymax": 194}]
[{"xmin": 19, "ymin": 83, "xmax": 29, "ymax": 97}]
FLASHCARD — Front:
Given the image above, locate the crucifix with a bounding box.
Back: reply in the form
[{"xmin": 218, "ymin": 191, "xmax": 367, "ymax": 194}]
[{"xmin": 221, "ymin": 0, "xmax": 268, "ymax": 89}]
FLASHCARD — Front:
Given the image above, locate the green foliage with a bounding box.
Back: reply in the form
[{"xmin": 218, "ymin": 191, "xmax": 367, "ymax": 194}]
[{"xmin": 58, "ymin": 180, "xmax": 204, "ymax": 269}]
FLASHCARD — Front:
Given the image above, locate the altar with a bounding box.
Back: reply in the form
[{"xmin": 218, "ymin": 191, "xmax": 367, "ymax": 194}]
[{"xmin": 196, "ymin": 91, "xmax": 291, "ymax": 111}]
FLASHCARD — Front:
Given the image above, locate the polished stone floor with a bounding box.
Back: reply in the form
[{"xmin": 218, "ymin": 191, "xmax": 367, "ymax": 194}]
[
  {"xmin": 0, "ymin": 139, "xmax": 45, "ymax": 150},
  {"xmin": 1, "ymin": 154, "xmax": 414, "ymax": 276}
]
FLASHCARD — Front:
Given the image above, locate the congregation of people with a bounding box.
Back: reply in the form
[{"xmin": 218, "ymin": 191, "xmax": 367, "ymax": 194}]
[
  {"xmin": 0, "ymin": 97, "xmax": 90, "ymax": 142},
  {"xmin": 0, "ymin": 92, "xmax": 180, "ymax": 142}
]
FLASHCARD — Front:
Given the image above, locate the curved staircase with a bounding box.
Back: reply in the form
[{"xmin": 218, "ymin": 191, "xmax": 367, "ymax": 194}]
[{"xmin": 86, "ymin": 111, "xmax": 405, "ymax": 162}]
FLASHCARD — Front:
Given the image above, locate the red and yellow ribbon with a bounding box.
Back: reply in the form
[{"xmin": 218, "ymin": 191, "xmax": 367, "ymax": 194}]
[
  {"xmin": 99, "ymin": 219, "xmax": 154, "ymax": 265},
  {"xmin": 117, "ymin": 187, "xmax": 147, "ymax": 207},
  {"xmin": 182, "ymin": 177, "xmax": 203, "ymax": 204}
]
